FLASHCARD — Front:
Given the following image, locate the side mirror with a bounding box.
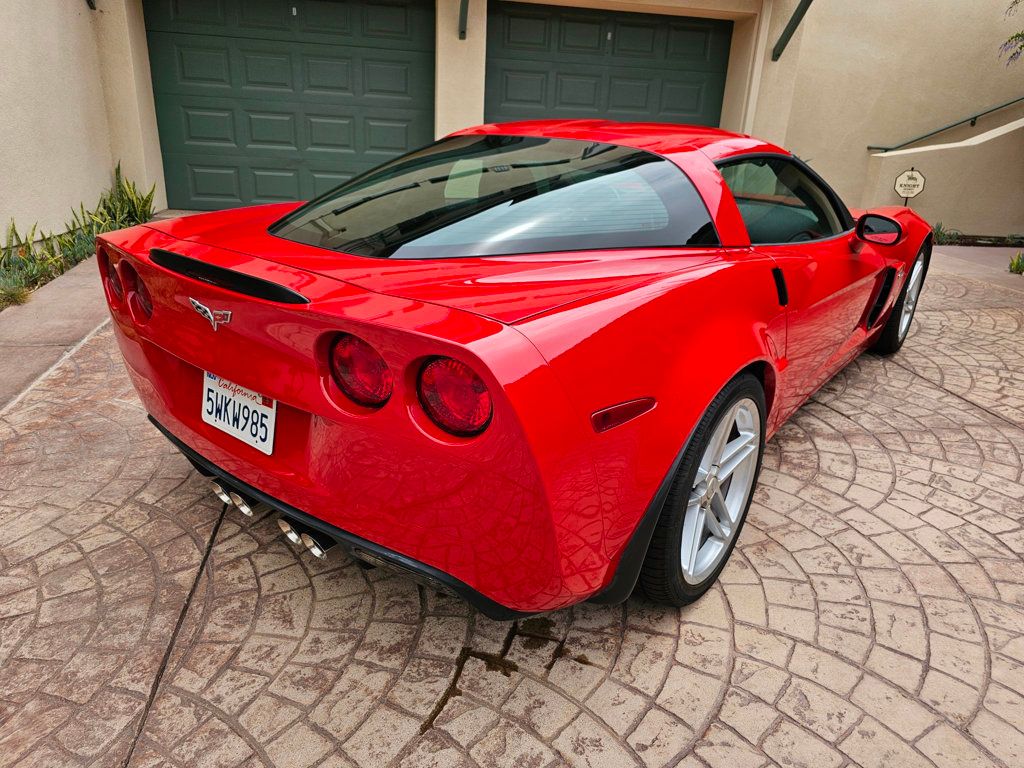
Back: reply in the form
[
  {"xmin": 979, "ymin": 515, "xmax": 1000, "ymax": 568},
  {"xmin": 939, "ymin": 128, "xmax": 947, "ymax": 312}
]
[{"xmin": 856, "ymin": 214, "xmax": 902, "ymax": 246}]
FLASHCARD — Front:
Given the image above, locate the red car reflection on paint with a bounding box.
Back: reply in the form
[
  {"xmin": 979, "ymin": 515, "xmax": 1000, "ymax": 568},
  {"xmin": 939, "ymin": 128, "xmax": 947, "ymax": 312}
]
[{"xmin": 97, "ymin": 121, "xmax": 932, "ymax": 617}]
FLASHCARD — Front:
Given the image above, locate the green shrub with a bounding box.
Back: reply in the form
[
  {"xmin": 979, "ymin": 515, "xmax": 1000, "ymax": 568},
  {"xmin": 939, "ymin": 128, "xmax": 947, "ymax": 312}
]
[
  {"xmin": 1010, "ymin": 251, "xmax": 1024, "ymax": 275},
  {"xmin": 0, "ymin": 164, "xmax": 154, "ymax": 310},
  {"xmin": 932, "ymin": 222, "xmax": 963, "ymax": 246}
]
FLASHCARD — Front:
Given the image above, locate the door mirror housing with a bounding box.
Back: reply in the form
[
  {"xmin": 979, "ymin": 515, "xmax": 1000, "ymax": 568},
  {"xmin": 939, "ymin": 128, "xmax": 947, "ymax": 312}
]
[{"xmin": 856, "ymin": 214, "xmax": 902, "ymax": 245}]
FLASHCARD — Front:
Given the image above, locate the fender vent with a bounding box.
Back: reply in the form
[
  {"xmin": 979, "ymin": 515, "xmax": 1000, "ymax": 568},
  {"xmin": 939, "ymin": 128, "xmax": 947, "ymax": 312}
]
[
  {"xmin": 771, "ymin": 267, "xmax": 789, "ymax": 306},
  {"xmin": 865, "ymin": 267, "xmax": 897, "ymax": 329},
  {"xmin": 150, "ymin": 249, "xmax": 309, "ymax": 304}
]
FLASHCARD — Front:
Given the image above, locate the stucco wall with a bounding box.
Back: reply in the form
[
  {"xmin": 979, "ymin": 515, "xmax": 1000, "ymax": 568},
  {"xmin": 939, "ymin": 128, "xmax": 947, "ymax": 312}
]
[
  {"xmin": 435, "ymin": 0, "xmax": 489, "ymax": 137},
  {"xmin": 864, "ymin": 117, "xmax": 1024, "ymax": 236},
  {"xmin": 756, "ymin": 0, "xmax": 1023, "ymax": 223},
  {"xmin": 93, "ymin": 0, "xmax": 168, "ymax": 212},
  {"xmin": 0, "ymin": 0, "xmax": 114, "ymax": 234}
]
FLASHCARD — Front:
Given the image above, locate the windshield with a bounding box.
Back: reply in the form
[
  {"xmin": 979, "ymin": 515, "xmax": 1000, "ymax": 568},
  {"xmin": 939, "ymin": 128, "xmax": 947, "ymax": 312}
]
[{"xmin": 270, "ymin": 135, "xmax": 718, "ymax": 259}]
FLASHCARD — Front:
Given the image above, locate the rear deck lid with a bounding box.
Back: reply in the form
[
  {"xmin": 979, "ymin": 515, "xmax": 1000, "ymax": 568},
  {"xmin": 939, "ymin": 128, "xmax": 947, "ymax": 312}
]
[{"xmin": 145, "ymin": 126, "xmax": 727, "ymax": 325}]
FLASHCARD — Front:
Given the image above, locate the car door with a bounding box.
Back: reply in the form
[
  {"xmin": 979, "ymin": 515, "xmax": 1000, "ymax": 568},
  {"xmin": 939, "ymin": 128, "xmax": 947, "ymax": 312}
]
[{"xmin": 717, "ymin": 156, "xmax": 886, "ymax": 423}]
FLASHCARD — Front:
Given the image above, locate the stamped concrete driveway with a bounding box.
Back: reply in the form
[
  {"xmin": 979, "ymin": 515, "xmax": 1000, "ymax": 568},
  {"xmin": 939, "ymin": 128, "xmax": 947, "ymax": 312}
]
[{"xmin": 1, "ymin": 255, "xmax": 1023, "ymax": 768}]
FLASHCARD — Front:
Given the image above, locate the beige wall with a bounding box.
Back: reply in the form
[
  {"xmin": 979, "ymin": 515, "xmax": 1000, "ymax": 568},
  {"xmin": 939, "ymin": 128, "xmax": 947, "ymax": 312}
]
[
  {"xmin": 0, "ymin": 0, "xmax": 114, "ymax": 233},
  {"xmin": 435, "ymin": 0, "xmax": 489, "ymax": 137},
  {"xmin": 759, "ymin": 0, "xmax": 1023, "ymax": 227},
  {"xmin": 864, "ymin": 117, "xmax": 1024, "ymax": 235},
  {"xmin": 93, "ymin": 0, "xmax": 168, "ymax": 212},
  {"xmin": 0, "ymin": 0, "xmax": 166, "ymax": 234}
]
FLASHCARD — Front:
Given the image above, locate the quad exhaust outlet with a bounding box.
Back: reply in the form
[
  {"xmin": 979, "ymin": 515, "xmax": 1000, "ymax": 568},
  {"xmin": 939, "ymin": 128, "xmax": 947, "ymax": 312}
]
[
  {"xmin": 210, "ymin": 480, "xmax": 232, "ymax": 506},
  {"xmin": 300, "ymin": 531, "xmax": 335, "ymax": 560},
  {"xmin": 228, "ymin": 491, "xmax": 262, "ymax": 517},
  {"xmin": 277, "ymin": 517, "xmax": 303, "ymax": 545},
  {"xmin": 210, "ymin": 481, "xmax": 336, "ymax": 560},
  {"xmin": 209, "ymin": 480, "xmax": 266, "ymax": 517},
  {"xmin": 278, "ymin": 517, "xmax": 336, "ymax": 561}
]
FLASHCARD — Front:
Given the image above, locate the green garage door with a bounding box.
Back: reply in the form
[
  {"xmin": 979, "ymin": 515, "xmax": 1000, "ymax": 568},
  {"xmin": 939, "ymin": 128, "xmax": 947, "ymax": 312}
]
[
  {"xmin": 485, "ymin": 2, "xmax": 732, "ymax": 126},
  {"xmin": 143, "ymin": 0, "xmax": 435, "ymax": 210}
]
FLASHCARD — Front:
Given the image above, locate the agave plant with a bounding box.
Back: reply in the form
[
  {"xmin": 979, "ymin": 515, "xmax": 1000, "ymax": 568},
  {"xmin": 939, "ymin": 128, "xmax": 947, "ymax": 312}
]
[{"xmin": 0, "ymin": 164, "xmax": 156, "ymax": 309}]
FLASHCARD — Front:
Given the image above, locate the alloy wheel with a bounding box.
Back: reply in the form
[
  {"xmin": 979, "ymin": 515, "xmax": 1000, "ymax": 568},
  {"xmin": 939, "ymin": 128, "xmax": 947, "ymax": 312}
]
[
  {"xmin": 899, "ymin": 251, "xmax": 927, "ymax": 340},
  {"xmin": 680, "ymin": 397, "xmax": 761, "ymax": 584}
]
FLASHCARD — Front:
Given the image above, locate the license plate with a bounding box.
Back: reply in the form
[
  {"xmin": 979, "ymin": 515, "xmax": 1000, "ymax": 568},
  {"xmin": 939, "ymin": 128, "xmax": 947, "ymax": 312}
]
[{"xmin": 202, "ymin": 372, "xmax": 277, "ymax": 455}]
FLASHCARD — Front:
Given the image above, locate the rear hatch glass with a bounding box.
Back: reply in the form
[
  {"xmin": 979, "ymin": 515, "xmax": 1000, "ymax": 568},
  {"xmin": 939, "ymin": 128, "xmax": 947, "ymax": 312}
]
[{"xmin": 270, "ymin": 134, "xmax": 718, "ymax": 259}]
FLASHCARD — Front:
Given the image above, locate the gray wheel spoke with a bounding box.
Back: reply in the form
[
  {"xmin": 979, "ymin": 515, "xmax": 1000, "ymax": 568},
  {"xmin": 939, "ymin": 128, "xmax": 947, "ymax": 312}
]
[
  {"xmin": 717, "ymin": 431, "xmax": 757, "ymax": 481},
  {"xmin": 707, "ymin": 491, "xmax": 731, "ymax": 536},
  {"xmin": 701, "ymin": 403, "xmax": 736, "ymax": 473},
  {"xmin": 681, "ymin": 503, "xmax": 705, "ymax": 574}
]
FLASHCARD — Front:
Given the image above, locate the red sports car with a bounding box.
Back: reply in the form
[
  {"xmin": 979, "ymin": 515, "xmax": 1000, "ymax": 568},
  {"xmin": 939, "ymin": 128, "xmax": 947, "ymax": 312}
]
[{"xmin": 97, "ymin": 121, "xmax": 931, "ymax": 617}]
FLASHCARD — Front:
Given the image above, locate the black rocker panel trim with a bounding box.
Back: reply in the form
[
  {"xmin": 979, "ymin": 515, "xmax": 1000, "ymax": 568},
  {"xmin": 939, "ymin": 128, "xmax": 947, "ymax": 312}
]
[
  {"xmin": 149, "ymin": 416, "xmax": 531, "ymax": 620},
  {"xmin": 150, "ymin": 249, "xmax": 309, "ymax": 304}
]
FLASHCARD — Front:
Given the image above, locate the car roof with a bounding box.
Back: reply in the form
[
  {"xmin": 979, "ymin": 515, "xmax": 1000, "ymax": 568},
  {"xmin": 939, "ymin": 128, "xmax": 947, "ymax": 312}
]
[{"xmin": 451, "ymin": 119, "xmax": 789, "ymax": 161}]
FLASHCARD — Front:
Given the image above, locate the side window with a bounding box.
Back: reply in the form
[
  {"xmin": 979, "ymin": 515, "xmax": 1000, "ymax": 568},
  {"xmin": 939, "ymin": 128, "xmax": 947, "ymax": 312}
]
[{"xmin": 719, "ymin": 157, "xmax": 846, "ymax": 244}]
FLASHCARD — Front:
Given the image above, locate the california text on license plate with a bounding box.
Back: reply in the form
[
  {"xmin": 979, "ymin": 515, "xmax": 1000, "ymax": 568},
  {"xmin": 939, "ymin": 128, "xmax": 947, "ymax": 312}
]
[{"xmin": 202, "ymin": 372, "xmax": 277, "ymax": 455}]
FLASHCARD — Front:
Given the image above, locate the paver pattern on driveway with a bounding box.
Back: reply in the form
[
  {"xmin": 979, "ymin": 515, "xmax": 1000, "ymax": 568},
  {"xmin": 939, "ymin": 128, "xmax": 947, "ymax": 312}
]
[{"xmin": 1, "ymin": 262, "xmax": 1023, "ymax": 767}]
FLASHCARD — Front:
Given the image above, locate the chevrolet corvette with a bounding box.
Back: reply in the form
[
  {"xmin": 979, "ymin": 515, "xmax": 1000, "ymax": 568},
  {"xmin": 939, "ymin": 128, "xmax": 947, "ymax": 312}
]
[{"xmin": 97, "ymin": 121, "xmax": 931, "ymax": 617}]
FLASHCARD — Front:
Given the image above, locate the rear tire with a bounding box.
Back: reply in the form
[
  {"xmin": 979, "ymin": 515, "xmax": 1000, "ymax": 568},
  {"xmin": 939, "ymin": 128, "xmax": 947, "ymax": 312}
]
[
  {"xmin": 639, "ymin": 374, "xmax": 766, "ymax": 606},
  {"xmin": 872, "ymin": 243, "xmax": 929, "ymax": 355}
]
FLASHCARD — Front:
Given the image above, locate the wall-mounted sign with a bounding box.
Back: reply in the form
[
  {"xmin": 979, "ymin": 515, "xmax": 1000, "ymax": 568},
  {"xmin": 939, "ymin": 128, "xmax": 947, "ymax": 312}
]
[{"xmin": 894, "ymin": 168, "xmax": 925, "ymax": 202}]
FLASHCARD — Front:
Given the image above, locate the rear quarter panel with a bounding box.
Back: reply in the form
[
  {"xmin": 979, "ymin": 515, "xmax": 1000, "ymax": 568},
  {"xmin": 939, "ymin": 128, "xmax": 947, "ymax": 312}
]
[{"xmin": 514, "ymin": 250, "xmax": 787, "ymax": 577}]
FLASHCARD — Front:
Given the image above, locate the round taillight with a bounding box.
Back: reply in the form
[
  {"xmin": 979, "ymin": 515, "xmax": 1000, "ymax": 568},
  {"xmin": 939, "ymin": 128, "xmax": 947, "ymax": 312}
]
[
  {"xmin": 330, "ymin": 333, "xmax": 393, "ymax": 407},
  {"xmin": 102, "ymin": 251, "xmax": 123, "ymax": 302},
  {"xmin": 135, "ymin": 276, "xmax": 153, "ymax": 318},
  {"xmin": 418, "ymin": 357, "xmax": 492, "ymax": 437},
  {"xmin": 120, "ymin": 261, "xmax": 152, "ymax": 321}
]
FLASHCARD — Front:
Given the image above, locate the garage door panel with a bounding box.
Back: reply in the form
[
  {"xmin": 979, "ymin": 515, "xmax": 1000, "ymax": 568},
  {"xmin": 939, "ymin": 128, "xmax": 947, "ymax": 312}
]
[
  {"xmin": 178, "ymin": 162, "xmax": 243, "ymax": 207},
  {"xmin": 247, "ymin": 112, "xmax": 299, "ymax": 150},
  {"xmin": 611, "ymin": 21, "xmax": 661, "ymax": 58},
  {"xmin": 661, "ymin": 73, "xmax": 727, "ymax": 121},
  {"xmin": 307, "ymin": 116, "xmax": 356, "ymax": 154},
  {"xmin": 492, "ymin": 67, "xmax": 549, "ymax": 112},
  {"xmin": 560, "ymin": 17, "xmax": 604, "ymax": 53},
  {"xmin": 162, "ymin": 154, "xmax": 368, "ymax": 208},
  {"xmin": 150, "ymin": 33, "xmax": 433, "ymax": 104},
  {"xmin": 502, "ymin": 9, "xmax": 551, "ymax": 51},
  {"xmin": 145, "ymin": 0, "xmax": 434, "ymax": 209},
  {"xmin": 305, "ymin": 56, "xmax": 355, "ymax": 95},
  {"xmin": 240, "ymin": 49, "xmax": 294, "ymax": 92},
  {"xmin": 556, "ymin": 73, "xmax": 604, "ymax": 111},
  {"xmin": 607, "ymin": 77, "xmax": 650, "ymax": 114},
  {"xmin": 158, "ymin": 96, "xmax": 429, "ymax": 160},
  {"xmin": 486, "ymin": 2, "xmax": 731, "ymax": 127},
  {"xmin": 162, "ymin": 0, "xmax": 228, "ymax": 27},
  {"xmin": 252, "ymin": 167, "xmax": 302, "ymax": 201},
  {"xmin": 145, "ymin": 0, "xmax": 432, "ymax": 51}
]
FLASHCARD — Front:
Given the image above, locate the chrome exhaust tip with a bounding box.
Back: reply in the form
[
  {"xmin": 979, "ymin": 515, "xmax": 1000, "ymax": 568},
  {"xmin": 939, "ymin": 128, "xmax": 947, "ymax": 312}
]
[
  {"xmin": 300, "ymin": 531, "xmax": 335, "ymax": 560},
  {"xmin": 210, "ymin": 481, "xmax": 233, "ymax": 506},
  {"xmin": 227, "ymin": 491, "xmax": 256, "ymax": 517},
  {"xmin": 277, "ymin": 517, "xmax": 303, "ymax": 545}
]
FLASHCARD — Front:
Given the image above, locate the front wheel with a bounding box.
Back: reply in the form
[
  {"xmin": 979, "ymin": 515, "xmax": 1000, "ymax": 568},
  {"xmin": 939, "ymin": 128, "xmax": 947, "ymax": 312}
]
[
  {"xmin": 872, "ymin": 244, "xmax": 929, "ymax": 355},
  {"xmin": 639, "ymin": 374, "xmax": 765, "ymax": 605}
]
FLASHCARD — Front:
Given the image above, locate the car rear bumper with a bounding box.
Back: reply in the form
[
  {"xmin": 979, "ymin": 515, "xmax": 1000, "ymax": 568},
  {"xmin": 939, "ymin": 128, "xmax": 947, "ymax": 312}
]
[
  {"xmin": 150, "ymin": 415, "xmax": 533, "ymax": 620},
  {"xmin": 99, "ymin": 225, "xmax": 666, "ymax": 614}
]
